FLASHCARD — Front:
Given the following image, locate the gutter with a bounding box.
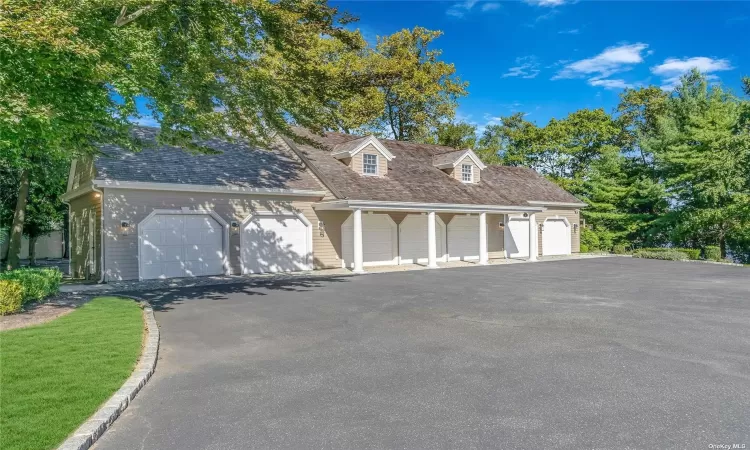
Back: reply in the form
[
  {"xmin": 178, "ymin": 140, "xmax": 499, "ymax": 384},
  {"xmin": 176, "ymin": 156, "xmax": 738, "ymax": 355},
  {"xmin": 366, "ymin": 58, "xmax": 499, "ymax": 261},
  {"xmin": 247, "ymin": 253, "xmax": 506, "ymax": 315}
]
[
  {"xmin": 526, "ymin": 200, "xmax": 588, "ymax": 208},
  {"xmin": 314, "ymin": 199, "xmax": 546, "ymax": 214},
  {"xmin": 92, "ymin": 185, "xmax": 106, "ymax": 283},
  {"xmin": 91, "ymin": 179, "xmax": 327, "ymax": 198},
  {"xmin": 280, "ymin": 135, "xmax": 346, "ymax": 199}
]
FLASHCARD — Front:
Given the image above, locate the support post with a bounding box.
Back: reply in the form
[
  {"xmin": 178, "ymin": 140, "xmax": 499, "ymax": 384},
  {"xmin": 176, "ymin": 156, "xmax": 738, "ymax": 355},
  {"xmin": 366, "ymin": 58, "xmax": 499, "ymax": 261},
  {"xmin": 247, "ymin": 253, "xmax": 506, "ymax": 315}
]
[
  {"xmin": 479, "ymin": 212, "xmax": 488, "ymax": 265},
  {"xmin": 352, "ymin": 209, "xmax": 364, "ymax": 273},
  {"xmin": 528, "ymin": 213, "xmax": 538, "ymax": 261},
  {"xmin": 427, "ymin": 211, "xmax": 438, "ymax": 268}
]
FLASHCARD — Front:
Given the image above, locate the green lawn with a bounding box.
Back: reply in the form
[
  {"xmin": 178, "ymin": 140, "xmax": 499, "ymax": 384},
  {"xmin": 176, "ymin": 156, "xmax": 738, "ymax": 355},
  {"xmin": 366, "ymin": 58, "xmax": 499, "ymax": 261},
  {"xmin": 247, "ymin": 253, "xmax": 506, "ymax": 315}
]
[{"xmin": 0, "ymin": 297, "xmax": 144, "ymax": 450}]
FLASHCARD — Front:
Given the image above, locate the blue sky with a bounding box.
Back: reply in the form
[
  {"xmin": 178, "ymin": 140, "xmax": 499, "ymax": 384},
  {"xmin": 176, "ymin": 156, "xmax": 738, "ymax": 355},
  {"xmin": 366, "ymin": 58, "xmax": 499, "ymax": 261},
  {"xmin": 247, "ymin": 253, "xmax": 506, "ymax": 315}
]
[{"xmin": 333, "ymin": 0, "xmax": 749, "ymax": 130}]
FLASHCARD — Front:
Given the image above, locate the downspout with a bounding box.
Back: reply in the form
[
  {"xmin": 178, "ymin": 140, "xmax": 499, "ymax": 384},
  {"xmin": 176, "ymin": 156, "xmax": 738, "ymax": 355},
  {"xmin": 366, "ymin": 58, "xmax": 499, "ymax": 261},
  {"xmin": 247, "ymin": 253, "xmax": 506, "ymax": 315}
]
[
  {"xmin": 92, "ymin": 184, "xmax": 106, "ymax": 283},
  {"xmin": 61, "ymin": 199, "xmax": 72, "ymax": 278}
]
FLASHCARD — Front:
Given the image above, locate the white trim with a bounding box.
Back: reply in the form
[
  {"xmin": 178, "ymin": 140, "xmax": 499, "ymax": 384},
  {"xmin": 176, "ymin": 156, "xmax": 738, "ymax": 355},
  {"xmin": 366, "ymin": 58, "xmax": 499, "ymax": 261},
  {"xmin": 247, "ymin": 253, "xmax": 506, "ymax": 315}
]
[
  {"xmin": 93, "ymin": 186, "xmax": 105, "ymax": 283},
  {"xmin": 239, "ymin": 210, "xmax": 313, "ymax": 274},
  {"xmin": 362, "ymin": 152, "xmax": 379, "ymax": 176},
  {"xmin": 61, "ymin": 183, "xmax": 94, "ymax": 202},
  {"xmin": 91, "ymin": 180, "xmax": 327, "ymax": 198},
  {"xmin": 66, "ymin": 159, "xmax": 78, "ymax": 192},
  {"xmin": 543, "ymin": 215, "xmax": 570, "ymax": 227},
  {"xmin": 434, "ymin": 149, "xmax": 487, "ymax": 171},
  {"xmin": 527, "ymin": 200, "xmax": 587, "ymax": 208},
  {"xmin": 332, "ymin": 135, "xmax": 395, "ymax": 161},
  {"xmin": 341, "ymin": 212, "xmax": 398, "ymax": 268},
  {"xmin": 314, "ymin": 200, "xmax": 544, "ymax": 214},
  {"xmin": 136, "ymin": 209, "xmax": 231, "ymax": 281}
]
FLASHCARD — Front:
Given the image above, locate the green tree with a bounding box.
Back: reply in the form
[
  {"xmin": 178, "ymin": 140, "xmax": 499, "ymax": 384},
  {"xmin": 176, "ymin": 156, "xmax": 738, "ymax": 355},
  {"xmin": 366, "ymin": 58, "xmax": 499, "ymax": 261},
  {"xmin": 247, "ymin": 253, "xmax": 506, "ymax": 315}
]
[
  {"xmin": 429, "ymin": 121, "xmax": 477, "ymax": 149},
  {"xmin": 647, "ymin": 70, "xmax": 750, "ymax": 257},
  {"xmin": 1, "ymin": 0, "xmax": 378, "ymax": 269},
  {"xmin": 349, "ymin": 27, "xmax": 468, "ymax": 141},
  {"xmin": 476, "ymin": 113, "xmax": 539, "ymax": 165}
]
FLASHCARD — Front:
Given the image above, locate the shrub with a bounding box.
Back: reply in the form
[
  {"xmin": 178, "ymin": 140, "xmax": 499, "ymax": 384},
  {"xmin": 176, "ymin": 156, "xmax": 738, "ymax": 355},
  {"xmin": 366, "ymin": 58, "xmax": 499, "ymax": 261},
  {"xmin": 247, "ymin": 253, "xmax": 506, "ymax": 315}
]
[
  {"xmin": 704, "ymin": 246, "xmax": 722, "ymax": 261},
  {"xmin": 0, "ymin": 280, "xmax": 24, "ymax": 315},
  {"xmin": 632, "ymin": 249, "xmax": 689, "ymax": 261},
  {"xmin": 0, "ymin": 268, "xmax": 62, "ymax": 303},
  {"xmin": 612, "ymin": 244, "xmax": 628, "ymax": 255},
  {"xmin": 639, "ymin": 247, "xmax": 701, "ymax": 260}
]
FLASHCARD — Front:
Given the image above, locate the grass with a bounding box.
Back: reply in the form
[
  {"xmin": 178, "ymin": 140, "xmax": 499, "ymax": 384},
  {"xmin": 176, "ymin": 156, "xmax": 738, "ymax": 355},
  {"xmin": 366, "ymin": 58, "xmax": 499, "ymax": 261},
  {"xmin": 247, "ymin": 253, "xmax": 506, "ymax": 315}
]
[{"xmin": 0, "ymin": 297, "xmax": 144, "ymax": 450}]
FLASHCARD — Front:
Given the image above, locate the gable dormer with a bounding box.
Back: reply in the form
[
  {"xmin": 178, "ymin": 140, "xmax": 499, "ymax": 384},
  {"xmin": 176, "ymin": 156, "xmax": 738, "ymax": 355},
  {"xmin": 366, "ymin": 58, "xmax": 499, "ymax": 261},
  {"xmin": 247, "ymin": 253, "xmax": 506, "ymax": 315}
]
[
  {"xmin": 331, "ymin": 135, "xmax": 394, "ymax": 177},
  {"xmin": 433, "ymin": 149, "xmax": 486, "ymax": 184}
]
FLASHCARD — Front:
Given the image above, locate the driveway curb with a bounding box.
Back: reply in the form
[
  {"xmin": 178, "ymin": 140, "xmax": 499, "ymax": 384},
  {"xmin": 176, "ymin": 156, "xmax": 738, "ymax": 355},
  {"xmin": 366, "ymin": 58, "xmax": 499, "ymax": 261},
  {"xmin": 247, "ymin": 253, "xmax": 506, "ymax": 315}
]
[{"xmin": 58, "ymin": 298, "xmax": 159, "ymax": 450}]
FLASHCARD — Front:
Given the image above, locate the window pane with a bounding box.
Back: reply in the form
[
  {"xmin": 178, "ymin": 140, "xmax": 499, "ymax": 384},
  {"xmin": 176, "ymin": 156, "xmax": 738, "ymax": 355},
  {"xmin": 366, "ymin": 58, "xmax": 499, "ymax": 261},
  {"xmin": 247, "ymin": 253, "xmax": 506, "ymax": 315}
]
[
  {"xmin": 462, "ymin": 164, "xmax": 472, "ymax": 182},
  {"xmin": 364, "ymin": 154, "xmax": 378, "ymax": 174}
]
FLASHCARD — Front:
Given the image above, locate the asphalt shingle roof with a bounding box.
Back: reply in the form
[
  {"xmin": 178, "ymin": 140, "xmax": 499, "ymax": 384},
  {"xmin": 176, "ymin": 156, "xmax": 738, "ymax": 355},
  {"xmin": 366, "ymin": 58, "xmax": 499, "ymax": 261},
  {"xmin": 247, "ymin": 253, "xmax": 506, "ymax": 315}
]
[
  {"xmin": 290, "ymin": 127, "xmax": 583, "ymax": 206},
  {"xmin": 94, "ymin": 127, "xmax": 323, "ymax": 191}
]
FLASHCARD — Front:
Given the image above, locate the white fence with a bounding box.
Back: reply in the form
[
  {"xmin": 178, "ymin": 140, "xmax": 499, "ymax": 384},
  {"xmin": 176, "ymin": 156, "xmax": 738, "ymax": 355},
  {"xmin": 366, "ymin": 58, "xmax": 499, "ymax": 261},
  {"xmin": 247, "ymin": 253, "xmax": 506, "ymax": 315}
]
[{"xmin": 0, "ymin": 230, "xmax": 65, "ymax": 260}]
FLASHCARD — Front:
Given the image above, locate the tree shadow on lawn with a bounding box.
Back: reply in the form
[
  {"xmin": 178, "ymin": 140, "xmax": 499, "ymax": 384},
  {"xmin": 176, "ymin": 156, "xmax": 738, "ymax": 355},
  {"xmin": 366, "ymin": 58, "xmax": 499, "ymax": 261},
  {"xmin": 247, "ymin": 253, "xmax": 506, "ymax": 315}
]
[{"xmin": 111, "ymin": 275, "xmax": 353, "ymax": 312}]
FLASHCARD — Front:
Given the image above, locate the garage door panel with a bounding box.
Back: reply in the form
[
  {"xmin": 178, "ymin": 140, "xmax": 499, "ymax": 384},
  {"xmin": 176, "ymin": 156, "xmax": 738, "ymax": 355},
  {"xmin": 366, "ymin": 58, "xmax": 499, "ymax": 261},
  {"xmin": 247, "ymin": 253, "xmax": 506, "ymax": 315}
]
[
  {"xmin": 242, "ymin": 215, "xmax": 311, "ymax": 274},
  {"xmin": 342, "ymin": 214, "xmax": 397, "ymax": 267},
  {"xmin": 506, "ymin": 217, "xmax": 529, "ymax": 258},
  {"xmin": 399, "ymin": 215, "xmax": 446, "ymax": 264},
  {"xmin": 139, "ymin": 213, "xmax": 225, "ymax": 280},
  {"xmin": 542, "ymin": 219, "xmax": 570, "ymax": 256},
  {"xmin": 448, "ymin": 216, "xmax": 479, "ymax": 261}
]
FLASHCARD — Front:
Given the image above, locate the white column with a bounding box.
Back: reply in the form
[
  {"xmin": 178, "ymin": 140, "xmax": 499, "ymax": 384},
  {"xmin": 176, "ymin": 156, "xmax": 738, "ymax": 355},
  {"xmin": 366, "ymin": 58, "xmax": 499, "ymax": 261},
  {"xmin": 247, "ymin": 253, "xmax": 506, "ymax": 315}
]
[
  {"xmin": 528, "ymin": 213, "xmax": 538, "ymax": 261},
  {"xmin": 479, "ymin": 212, "xmax": 488, "ymax": 265},
  {"xmin": 353, "ymin": 209, "xmax": 364, "ymax": 273},
  {"xmin": 427, "ymin": 211, "xmax": 438, "ymax": 268}
]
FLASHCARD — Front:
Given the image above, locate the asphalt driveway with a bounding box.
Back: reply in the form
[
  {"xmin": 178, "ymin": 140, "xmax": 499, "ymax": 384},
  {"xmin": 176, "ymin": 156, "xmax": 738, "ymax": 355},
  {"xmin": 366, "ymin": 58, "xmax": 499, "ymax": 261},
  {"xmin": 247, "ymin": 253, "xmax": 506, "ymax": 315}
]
[{"xmin": 95, "ymin": 258, "xmax": 750, "ymax": 449}]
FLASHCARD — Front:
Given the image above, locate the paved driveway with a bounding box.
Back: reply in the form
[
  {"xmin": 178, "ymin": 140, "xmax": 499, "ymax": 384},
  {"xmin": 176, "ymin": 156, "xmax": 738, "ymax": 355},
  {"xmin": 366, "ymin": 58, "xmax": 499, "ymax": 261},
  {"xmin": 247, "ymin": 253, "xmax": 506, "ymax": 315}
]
[{"xmin": 95, "ymin": 258, "xmax": 750, "ymax": 449}]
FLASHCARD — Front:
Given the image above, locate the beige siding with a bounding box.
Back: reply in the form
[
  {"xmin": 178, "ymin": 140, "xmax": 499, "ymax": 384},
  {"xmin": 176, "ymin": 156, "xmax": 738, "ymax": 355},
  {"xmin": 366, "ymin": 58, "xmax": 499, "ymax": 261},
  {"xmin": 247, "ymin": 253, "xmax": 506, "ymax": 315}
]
[
  {"xmin": 349, "ymin": 144, "xmax": 388, "ymax": 176},
  {"xmin": 452, "ymin": 156, "xmax": 481, "ymax": 183},
  {"xmin": 487, "ymin": 213, "xmax": 505, "ymax": 259},
  {"xmin": 536, "ymin": 208, "xmax": 581, "ymax": 255},
  {"xmin": 69, "ymin": 192, "xmax": 101, "ymax": 280},
  {"xmin": 71, "ymin": 156, "xmax": 96, "ymax": 190},
  {"xmin": 101, "ymin": 190, "xmax": 349, "ymax": 281}
]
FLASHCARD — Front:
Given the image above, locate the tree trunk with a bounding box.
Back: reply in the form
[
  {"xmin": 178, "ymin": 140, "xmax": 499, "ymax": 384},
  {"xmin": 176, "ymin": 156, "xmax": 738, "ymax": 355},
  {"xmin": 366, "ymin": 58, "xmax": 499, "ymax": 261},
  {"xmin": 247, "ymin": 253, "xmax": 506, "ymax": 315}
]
[
  {"xmin": 63, "ymin": 210, "xmax": 70, "ymax": 259},
  {"xmin": 5, "ymin": 169, "xmax": 29, "ymax": 271},
  {"xmin": 720, "ymin": 235, "xmax": 727, "ymax": 259},
  {"xmin": 28, "ymin": 235, "xmax": 37, "ymax": 266}
]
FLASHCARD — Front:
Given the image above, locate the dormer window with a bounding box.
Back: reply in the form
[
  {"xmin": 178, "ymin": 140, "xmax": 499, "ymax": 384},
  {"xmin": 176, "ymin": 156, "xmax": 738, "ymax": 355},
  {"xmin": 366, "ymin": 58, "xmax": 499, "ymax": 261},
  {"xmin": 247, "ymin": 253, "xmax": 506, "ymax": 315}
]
[
  {"xmin": 363, "ymin": 153, "xmax": 378, "ymax": 175},
  {"xmin": 461, "ymin": 164, "xmax": 473, "ymax": 183}
]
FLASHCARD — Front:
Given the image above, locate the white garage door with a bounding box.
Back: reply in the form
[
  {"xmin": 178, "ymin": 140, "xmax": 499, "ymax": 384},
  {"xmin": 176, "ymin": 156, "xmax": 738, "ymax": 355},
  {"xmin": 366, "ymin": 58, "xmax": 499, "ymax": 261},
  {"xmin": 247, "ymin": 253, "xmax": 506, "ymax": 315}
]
[
  {"xmin": 398, "ymin": 214, "xmax": 447, "ymax": 264},
  {"xmin": 447, "ymin": 215, "xmax": 480, "ymax": 261},
  {"xmin": 242, "ymin": 214, "xmax": 311, "ymax": 274},
  {"xmin": 342, "ymin": 214, "xmax": 397, "ymax": 268},
  {"xmin": 505, "ymin": 216, "xmax": 530, "ymax": 258},
  {"xmin": 140, "ymin": 213, "xmax": 225, "ymax": 280},
  {"xmin": 542, "ymin": 218, "xmax": 571, "ymax": 256}
]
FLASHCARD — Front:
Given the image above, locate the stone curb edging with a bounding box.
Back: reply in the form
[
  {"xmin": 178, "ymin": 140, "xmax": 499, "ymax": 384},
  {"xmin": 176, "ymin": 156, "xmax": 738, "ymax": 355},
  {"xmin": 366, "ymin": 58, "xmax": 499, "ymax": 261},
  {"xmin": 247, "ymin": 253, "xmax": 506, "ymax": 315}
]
[
  {"xmin": 613, "ymin": 254, "xmax": 745, "ymax": 267},
  {"xmin": 58, "ymin": 298, "xmax": 159, "ymax": 450}
]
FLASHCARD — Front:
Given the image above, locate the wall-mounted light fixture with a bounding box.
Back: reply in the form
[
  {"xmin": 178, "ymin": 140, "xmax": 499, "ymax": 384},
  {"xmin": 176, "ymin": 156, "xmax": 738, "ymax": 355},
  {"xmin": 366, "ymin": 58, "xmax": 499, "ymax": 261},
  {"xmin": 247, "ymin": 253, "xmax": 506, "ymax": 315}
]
[
  {"xmin": 120, "ymin": 220, "xmax": 131, "ymax": 236},
  {"xmin": 230, "ymin": 221, "xmax": 240, "ymax": 235},
  {"xmin": 539, "ymin": 223, "xmax": 544, "ymax": 232},
  {"xmin": 573, "ymin": 223, "xmax": 579, "ymax": 233},
  {"xmin": 498, "ymin": 221, "xmax": 504, "ymax": 231},
  {"xmin": 522, "ymin": 212, "xmax": 529, "ymax": 218},
  {"xmin": 318, "ymin": 221, "xmax": 325, "ymax": 237}
]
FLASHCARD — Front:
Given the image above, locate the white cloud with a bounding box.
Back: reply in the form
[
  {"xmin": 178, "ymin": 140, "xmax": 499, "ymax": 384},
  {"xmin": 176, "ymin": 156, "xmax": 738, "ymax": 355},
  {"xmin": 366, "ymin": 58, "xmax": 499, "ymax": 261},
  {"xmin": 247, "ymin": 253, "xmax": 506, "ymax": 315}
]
[
  {"xmin": 553, "ymin": 43, "xmax": 648, "ymax": 80},
  {"xmin": 651, "ymin": 56, "xmax": 733, "ymax": 90},
  {"xmin": 447, "ymin": 0, "xmax": 500, "ymax": 17},
  {"xmin": 502, "ymin": 56, "xmax": 541, "ymax": 79},
  {"xmin": 524, "ymin": 0, "xmax": 567, "ymax": 6},
  {"xmin": 558, "ymin": 28, "xmax": 580, "ymax": 34},
  {"xmin": 446, "ymin": 0, "xmax": 478, "ymax": 17},
  {"xmin": 588, "ymin": 78, "xmax": 634, "ymax": 90}
]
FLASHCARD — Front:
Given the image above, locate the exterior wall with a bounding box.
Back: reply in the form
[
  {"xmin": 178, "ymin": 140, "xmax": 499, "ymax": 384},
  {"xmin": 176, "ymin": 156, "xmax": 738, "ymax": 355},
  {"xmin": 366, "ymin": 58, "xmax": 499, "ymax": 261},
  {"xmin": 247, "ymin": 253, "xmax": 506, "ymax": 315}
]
[
  {"xmin": 71, "ymin": 156, "xmax": 96, "ymax": 190},
  {"xmin": 348, "ymin": 144, "xmax": 388, "ymax": 176},
  {"xmin": 451, "ymin": 156, "xmax": 481, "ymax": 183},
  {"xmin": 487, "ymin": 213, "xmax": 504, "ymax": 259},
  {"xmin": 102, "ymin": 189, "xmax": 345, "ymax": 281},
  {"xmin": 69, "ymin": 192, "xmax": 101, "ymax": 280},
  {"xmin": 0, "ymin": 231, "xmax": 64, "ymax": 260},
  {"xmin": 536, "ymin": 208, "xmax": 581, "ymax": 254}
]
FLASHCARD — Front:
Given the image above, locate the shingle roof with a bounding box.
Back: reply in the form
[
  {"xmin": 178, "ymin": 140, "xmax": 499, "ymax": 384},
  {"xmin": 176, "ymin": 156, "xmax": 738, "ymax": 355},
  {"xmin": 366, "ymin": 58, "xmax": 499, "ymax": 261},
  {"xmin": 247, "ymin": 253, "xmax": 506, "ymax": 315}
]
[
  {"xmin": 432, "ymin": 149, "xmax": 470, "ymax": 167},
  {"xmin": 289, "ymin": 127, "xmax": 583, "ymax": 206},
  {"xmin": 94, "ymin": 127, "xmax": 323, "ymax": 191}
]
